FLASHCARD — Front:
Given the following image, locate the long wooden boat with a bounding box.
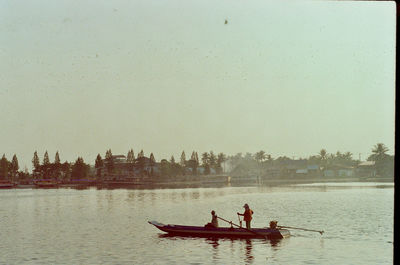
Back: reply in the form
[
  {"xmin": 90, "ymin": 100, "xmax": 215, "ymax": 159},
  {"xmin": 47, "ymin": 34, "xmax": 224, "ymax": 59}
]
[
  {"xmin": 148, "ymin": 221, "xmax": 290, "ymax": 239},
  {"xmin": 34, "ymin": 180, "xmax": 59, "ymax": 188},
  {"xmin": 0, "ymin": 180, "xmax": 15, "ymax": 189}
]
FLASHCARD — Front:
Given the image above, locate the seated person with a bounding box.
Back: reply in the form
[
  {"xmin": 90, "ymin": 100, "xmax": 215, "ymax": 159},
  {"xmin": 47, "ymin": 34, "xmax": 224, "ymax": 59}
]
[{"xmin": 205, "ymin": 210, "xmax": 219, "ymax": 228}]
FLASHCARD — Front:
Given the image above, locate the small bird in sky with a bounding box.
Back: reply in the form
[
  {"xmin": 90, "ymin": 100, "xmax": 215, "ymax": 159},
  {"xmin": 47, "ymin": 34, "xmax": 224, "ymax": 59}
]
[{"xmin": 224, "ymin": 19, "xmax": 228, "ymax": 25}]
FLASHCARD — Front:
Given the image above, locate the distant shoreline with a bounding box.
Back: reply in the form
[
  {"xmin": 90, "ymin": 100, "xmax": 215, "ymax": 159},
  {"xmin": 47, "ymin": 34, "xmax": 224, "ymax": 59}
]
[
  {"xmin": 231, "ymin": 176, "xmax": 394, "ymax": 185},
  {"xmin": 3, "ymin": 175, "xmax": 394, "ymax": 190}
]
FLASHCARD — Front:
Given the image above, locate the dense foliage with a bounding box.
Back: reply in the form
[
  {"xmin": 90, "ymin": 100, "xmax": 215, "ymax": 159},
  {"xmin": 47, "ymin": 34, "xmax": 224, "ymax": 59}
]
[{"xmin": 0, "ymin": 143, "xmax": 394, "ymax": 182}]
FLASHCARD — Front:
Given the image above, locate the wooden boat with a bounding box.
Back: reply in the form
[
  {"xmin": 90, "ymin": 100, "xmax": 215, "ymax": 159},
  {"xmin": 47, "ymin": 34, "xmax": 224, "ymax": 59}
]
[
  {"xmin": 148, "ymin": 221, "xmax": 290, "ymax": 239},
  {"xmin": 34, "ymin": 180, "xmax": 59, "ymax": 188},
  {"xmin": 0, "ymin": 180, "xmax": 15, "ymax": 189}
]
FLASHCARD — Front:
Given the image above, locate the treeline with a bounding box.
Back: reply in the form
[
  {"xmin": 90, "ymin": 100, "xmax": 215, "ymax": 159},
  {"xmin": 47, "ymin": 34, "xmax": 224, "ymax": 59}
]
[
  {"xmin": 0, "ymin": 142, "xmax": 394, "ymax": 182},
  {"xmin": 227, "ymin": 143, "xmax": 394, "ymax": 178},
  {"xmin": 228, "ymin": 149, "xmax": 359, "ymax": 170},
  {"xmin": 0, "ymin": 151, "xmax": 89, "ymax": 182},
  {"xmin": 364, "ymin": 143, "xmax": 394, "ymax": 177},
  {"xmin": 158, "ymin": 150, "xmax": 227, "ymax": 177},
  {"xmin": 94, "ymin": 149, "xmax": 228, "ymax": 178},
  {"xmin": 0, "ymin": 154, "xmax": 22, "ymax": 181},
  {"xmin": 31, "ymin": 151, "xmax": 90, "ymax": 181},
  {"xmin": 93, "ymin": 149, "xmax": 157, "ymax": 177}
]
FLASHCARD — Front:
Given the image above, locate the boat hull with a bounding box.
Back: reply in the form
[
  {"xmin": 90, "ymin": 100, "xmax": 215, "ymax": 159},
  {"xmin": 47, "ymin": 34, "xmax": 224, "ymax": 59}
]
[
  {"xmin": 0, "ymin": 181, "xmax": 15, "ymax": 189},
  {"xmin": 148, "ymin": 221, "xmax": 290, "ymax": 239},
  {"xmin": 0, "ymin": 184, "xmax": 15, "ymax": 189},
  {"xmin": 34, "ymin": 180, "xmax": 59, "ymax": 188}
]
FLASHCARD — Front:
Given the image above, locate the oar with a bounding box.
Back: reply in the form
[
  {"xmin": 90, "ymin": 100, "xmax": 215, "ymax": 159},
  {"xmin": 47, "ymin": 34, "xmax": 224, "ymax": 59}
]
[
  {"xmin": 237, "ymin": 214, "xmax": 242, "ymax": 228},
  {"xmin": 217, "ymin": 216, "xmax": 268, "ymax": 239},
  {"xmin": 278, "ymin": 225, "xmax": 324, "ymax": 235}
]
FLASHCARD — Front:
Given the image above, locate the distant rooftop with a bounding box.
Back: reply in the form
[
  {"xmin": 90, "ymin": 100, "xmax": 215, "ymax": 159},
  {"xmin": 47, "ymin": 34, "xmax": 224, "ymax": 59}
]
[
  {"xmin": 112, "ymin": 155, "xmax": 126, "ymax": 159},
  {"xmin": 358, "ymin": 161, "xmax": 375, "ymax": 166}
]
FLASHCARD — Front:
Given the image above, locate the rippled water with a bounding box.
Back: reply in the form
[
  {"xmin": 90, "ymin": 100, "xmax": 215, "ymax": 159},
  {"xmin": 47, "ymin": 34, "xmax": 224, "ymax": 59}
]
[{"xmin": 0, "ymin": 183, "xmax": 393, "ymax": 264}]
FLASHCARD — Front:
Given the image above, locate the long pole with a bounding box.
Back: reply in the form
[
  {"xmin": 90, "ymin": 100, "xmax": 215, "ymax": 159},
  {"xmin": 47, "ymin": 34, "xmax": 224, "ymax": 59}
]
[
  {"xmin": 278, "ymin": 225, "xmax": 324, "ymax": 235},
  {"xmin": 217, "ymin": 216, "xmax": 267, "ymax": 239}
]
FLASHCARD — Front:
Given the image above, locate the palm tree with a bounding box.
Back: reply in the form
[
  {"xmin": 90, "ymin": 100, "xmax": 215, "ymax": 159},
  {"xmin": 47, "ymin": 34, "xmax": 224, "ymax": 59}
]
[
  {"xmin": 319, "ymin": 149, "xmax": 327, "ymax": 160},
  {"xmin": 255, "ymin": 151, "xmax": 266, "ymax": 163},
  {"xmin": 201, "ymin": 152, "xmax": 210, "ymax": 175},
  {"xmin": 319, "ymin": 149, "xmax": 327, "ymax": 169},
  {"xmin": 217, "ymin": 153, "xmax": 227, "ymax": 173},
  {"xmin": 209, "ymin": 151, "xmax": 217, "ymax": 170},
  {"xmin": 368, "ymin": 143, "xmax": 390, "ymax": 176},
  {"xmin": 371, "ymin": 143, "xmax": 389, "ymax": 157},
  {"xmin": 368, "ymin": 143, "xmax": 389, "ymax": 162},
  {"xmin": 343, "ymin": 152, "xmax": 353, "ymax": 160}
]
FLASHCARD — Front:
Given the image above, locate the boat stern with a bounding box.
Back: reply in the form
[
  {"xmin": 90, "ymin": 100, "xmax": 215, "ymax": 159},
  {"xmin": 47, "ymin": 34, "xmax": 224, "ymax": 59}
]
[
  {"xmin": 148, "ymin": 220, "xmax": 165, "ymax": 227},
  {"xmin": 279, "ymin": 228, "xmax": 291, "ymax": 238}
]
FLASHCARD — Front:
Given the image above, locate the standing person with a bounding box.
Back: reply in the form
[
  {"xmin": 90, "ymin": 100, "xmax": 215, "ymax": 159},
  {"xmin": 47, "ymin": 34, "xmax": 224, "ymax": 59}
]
[{"xmin": 237, "ymin": 203, "xmax": 254, "ymax": 229}]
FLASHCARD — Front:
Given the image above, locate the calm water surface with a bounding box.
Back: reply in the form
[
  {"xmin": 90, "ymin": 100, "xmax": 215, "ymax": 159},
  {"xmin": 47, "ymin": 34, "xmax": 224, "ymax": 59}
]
[{"xmin": 0, "ymin": 183, "xmax": 393, "ymax": 264}]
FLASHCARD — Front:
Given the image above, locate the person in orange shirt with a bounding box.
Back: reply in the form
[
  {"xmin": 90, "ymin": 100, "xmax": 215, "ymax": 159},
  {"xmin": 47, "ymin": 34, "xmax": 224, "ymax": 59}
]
[{"xmin": 237, "ymin": 203, "xmax": 254, "ymax": 229}]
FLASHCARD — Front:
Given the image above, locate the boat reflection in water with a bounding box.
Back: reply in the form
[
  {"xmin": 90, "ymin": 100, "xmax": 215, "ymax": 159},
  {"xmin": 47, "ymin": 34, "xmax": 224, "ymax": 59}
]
[
  {"xmin": 244, "ymin": 239, "xmax": 254, "ymax": 263},
  {"xmin": 204, "ymin": 237, "xmax": 220, "ymax": 262},
  {"xmin": 159, "ymin": 233, "xmax": 285, "ymax": 264},
  {"xmin": 205, "ymin": 234, "xmax": 284, "ymax": 263}
]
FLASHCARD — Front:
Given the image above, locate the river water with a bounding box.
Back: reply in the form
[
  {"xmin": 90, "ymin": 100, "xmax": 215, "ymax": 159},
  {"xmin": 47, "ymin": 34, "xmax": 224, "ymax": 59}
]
[{"xmin": 0, "ymin": 182, "xmax": 393, "ymax": 264}]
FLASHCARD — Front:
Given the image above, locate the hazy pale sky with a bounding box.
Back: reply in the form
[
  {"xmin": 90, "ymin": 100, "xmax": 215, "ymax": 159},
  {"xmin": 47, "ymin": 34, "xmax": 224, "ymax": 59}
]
[{"xmin": 0, "ymin": 0, "xmax": 396, "ymax": 170}]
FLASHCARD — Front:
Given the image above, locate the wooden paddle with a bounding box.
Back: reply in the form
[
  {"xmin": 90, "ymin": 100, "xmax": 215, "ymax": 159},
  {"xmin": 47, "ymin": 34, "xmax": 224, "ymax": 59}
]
[
  {"xmin": 278, "ymin": 225, "xmax": 324, "ymax": 235},
  {"xmin": 237, "ymin": 214, "xmax": 242, "ymax": 227},
  {"xmin": 217, "ymin": 216, "xmax": 268, "ymax": 239}
]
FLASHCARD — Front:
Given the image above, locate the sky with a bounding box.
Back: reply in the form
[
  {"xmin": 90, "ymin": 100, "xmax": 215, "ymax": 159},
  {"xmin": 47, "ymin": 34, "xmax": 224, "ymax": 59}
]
[{"xmin": 0, "ymin": 0, "xmax": 396, "ymax": 170}]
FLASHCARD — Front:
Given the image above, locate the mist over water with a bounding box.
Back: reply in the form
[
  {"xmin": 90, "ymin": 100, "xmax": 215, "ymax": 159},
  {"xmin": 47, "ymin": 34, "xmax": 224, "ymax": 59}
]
[{"xmin": 0, "ymin": 183, "xmax": 393, "ymax": 264}]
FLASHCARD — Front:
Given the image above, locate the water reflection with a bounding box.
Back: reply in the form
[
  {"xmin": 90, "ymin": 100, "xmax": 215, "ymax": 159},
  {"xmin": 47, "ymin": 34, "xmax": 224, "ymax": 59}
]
[
  {"xmin": 205, "ymin": 238, "xmax": 220, "ymax": 262},
  {"xmin": 171, "ymin": 191, "xmax": 177, "ymax": 202},
  {"xmin": 160, "ymin": 234, "xmax": 285, "ymax": 265},
  {"xmin": 269, "ymin": 238, "xmax": 281, "ymax": 247},
  {"xmin": 181, "ymin": 192, "xmax": 187, "ymax": 201},
  {"xmin": 126, "ymin": 191, "xmax": 135, "ymax": 202},
  {"xmin": 37, "ymin": 181, "xmax": 393, "ymax": 192},
  {"xmin": 244, "ymin": 239, "xmax": 254, "ymax": 263},
  {"xmin": 190, "ymin": 191, "xmax": 200, "ymax": 200},
  {"xmin": 158, "ymin": 234, "xmax": 182, "ymax": 240},
  {"xmin": 150, "ymin": 192, "xmax": 156, "ymax": 205},
  {"xmin": 1, "ymin": 185, "xmax": 392, "ymax": 264}
]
